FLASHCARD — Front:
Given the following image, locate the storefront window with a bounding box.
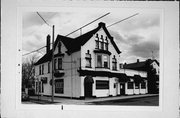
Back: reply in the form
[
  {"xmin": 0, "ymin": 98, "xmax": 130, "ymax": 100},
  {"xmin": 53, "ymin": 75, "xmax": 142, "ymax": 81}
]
[
  {"xmin": 96, "ymin": 80, "xmax": 109, "ymax": 89},
  {"xmin": 128, "ymin": 82, "xmax": 134, "ymax": 89},
  {"xmin": 141, "ymin": 81, "xmax": 146, "ymax": 89},
  {"xmin": 135, "ymin": 83, "xmax": 139, "ymax": 89}
]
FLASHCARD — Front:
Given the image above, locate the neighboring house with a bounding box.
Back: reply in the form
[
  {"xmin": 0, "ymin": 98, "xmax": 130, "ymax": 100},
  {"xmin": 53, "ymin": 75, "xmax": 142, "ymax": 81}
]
[
  {"xmin": 34, "ymin": 22, "xmax": 148, "ymax": 99},
  {"xmin": 123, "ymin": 59, "xmax": 159, "ymax": 94}
]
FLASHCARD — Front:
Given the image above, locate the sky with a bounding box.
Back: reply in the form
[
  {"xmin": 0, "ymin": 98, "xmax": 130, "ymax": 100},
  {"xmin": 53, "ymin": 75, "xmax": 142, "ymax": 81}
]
[{"xmin": 22, "ymin": 9, "xmax": 160, "ymax": 63}]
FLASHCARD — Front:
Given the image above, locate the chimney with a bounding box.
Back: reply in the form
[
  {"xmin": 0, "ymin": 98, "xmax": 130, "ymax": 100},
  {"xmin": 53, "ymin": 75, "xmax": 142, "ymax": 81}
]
[
  {"xmin": 46, "ymin": 35, "xmax": 50, "ymax": 53},
  {"xmin": 98, "ymin": 22, "xmax": 106, "ymax": 27},
  {"xmin": 137, "ymin": 59, "xmax": 139, "ymax": 63}
]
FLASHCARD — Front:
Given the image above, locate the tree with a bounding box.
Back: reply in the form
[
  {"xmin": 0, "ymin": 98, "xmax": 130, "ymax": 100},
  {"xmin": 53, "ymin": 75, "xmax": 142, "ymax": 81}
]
[{"xmin": 22, "ymin": 54, "xmax": 38, "ymax": 91}]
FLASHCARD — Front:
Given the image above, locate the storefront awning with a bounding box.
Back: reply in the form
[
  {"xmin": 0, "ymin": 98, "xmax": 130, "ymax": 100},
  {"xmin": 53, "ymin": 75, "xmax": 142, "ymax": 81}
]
[
  {"xmin": 84, "ymin": 76, "xmax": 94, "ymax": 83},
  {"xmin": 118, "ymin": 74, "xmax": 130, "ymax": 82}
]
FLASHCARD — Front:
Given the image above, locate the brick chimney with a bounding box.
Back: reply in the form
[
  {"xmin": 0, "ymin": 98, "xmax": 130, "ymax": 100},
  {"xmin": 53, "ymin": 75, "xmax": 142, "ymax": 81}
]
[
  {"xmin": 98, "ymin": 22, "xmax": 106, "ymax": 27},
  {"xmin": 46, "ymin": 35, "xmax": 50, "ymax": 53},
  {"xmin": 137, "ymin": 59, "xmax": 139, "ymax": 63}
]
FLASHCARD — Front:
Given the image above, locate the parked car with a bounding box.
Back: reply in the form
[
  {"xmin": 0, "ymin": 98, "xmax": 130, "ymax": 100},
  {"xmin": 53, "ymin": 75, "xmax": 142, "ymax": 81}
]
[{"xmin": 22, "ymin": 91, "xmax": 29, "ymax": 101}]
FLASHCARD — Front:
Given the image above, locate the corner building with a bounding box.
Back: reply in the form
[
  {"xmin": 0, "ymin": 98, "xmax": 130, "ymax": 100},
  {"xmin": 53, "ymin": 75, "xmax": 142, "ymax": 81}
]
[{"xmin": 34, "ymin": 22, "xmax": 148, "ymax": 99}]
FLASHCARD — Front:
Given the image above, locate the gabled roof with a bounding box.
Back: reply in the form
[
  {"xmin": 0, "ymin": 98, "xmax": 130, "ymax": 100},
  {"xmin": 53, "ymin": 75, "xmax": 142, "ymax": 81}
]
[
  {"xmin": 34, "ymin": 22, "xmax": 121, "ymax": 65},
  {"xmin": 123, "ymin": 59, "xmax": 159, "ymax": 71},
  {"xmin": 56, "ymin": 22, "xmax": 121, "ymax": 54},
  {"xmin": 34, "ymin": 50, "xmax": 52, "ymax": 65}
]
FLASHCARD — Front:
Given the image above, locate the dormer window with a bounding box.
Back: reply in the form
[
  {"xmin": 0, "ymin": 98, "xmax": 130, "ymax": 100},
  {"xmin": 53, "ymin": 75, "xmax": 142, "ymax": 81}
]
[
  {"xmin": 112, "ymin": 55, "xmax": 117, "ymax": 70},
  {"xmin": 85, "ymin": 50, "xmax": 91, "ymax": 68}
]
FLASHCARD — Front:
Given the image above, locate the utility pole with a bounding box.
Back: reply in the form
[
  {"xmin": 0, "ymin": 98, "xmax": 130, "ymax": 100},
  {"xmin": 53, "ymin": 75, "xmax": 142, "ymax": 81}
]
[{"xmin": 51, "ymin": 25, "xmax": 55, "ymax": 102}]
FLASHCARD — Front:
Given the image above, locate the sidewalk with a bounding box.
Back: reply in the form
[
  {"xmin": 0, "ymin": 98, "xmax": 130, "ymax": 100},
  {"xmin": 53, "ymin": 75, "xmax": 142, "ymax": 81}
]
[{"xmin": 28, "ymin": 94, "xmax": 158, "ymax": 105}]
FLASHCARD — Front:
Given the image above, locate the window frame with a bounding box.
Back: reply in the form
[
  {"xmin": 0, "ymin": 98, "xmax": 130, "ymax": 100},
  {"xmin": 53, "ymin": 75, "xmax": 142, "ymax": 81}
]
[
  {"xmin": 58, "ymin": 58, "xmax": 63, "ymax": 70},
  {"xmin": 55, "ymin": 79, "xmax": 64, "ymax": 94},
  {"xmin": 96, "ymin": 54, "xmax": 110, "ymax": 68},
  {"xmin": 127, "ymin": 82, "xmax": 134, "ymax": 89},
  {"xmin": 85, "ymin": 50, "xmax": 92, "ymax": 68},
  {"xmin": 112, "ymin": 55, "xmax": 117, "ymax": 70},
  {"xmin": 96, "ymin": 80, "xmax": 109, "ymax": 89},
  {"xmin": 141, "ymin": 81, "xmax": 146, "ymax": 89},
  {"xmin": 135, "ymin": 82, "xmax": 140, "ymax": 89}
]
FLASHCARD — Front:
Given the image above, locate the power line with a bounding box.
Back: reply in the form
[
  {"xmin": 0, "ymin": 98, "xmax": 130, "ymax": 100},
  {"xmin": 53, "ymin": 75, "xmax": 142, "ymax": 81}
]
[
  {"xmin": 66, "ymin": 12, "xmax": 110, "ymax": 36},
  {"xmin": 23, "ymin": 12, "xmax": 110, "ymax": 56},
  {"xmin": 23, "ymin": 12, "xmax": 139, "ymax": 56},
  {"xmin": 36, "ymin": 12, "xmax": 52, "ymax": 27},
  {"xmin": 107, "ymin": 13, "xmax": 139, "ymax": 28}
]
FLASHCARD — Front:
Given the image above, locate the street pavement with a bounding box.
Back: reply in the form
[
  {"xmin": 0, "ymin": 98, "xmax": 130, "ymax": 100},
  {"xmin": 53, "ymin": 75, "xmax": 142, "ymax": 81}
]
[{"xmin": 23, "ymin": 94, "xmax": 159, "ymax": 105}]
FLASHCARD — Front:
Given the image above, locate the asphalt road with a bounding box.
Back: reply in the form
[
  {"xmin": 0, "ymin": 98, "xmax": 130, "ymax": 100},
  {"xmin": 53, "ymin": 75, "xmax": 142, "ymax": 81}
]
[{"xmin": 87, "ymin": 96, "xmax": 159, "ymax": 106}]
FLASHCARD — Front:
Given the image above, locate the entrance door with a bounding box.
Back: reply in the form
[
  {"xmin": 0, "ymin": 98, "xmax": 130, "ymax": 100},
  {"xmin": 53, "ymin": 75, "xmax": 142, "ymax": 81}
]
[
  {"xmin": 84, "ymin": 76, "xmax": 94, "ymax": 98},
  {"xmin": 85, "ymin": 83, "xmax": 92, "ymax": 97},
  {"xmin": 120, "ymin": 83, "xmax": 125, "ymax": 95}
]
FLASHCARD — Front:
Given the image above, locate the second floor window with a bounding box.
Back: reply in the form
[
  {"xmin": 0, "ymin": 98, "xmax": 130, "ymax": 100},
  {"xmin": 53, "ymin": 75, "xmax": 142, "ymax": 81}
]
[
  {"xmin": 58, "ymin": 58, "xmax": 62, "ymax": 70},
  {"xmin": 39, "ymin": 64, "xmax": 44, "ymax": 75},
  {"xmin": 112, "ymin": 55, "xmax": 117, "ymax": 70},
  {"xmin": 54, "ymin": 58, "xmax": 63, "ymax": 70},
  {"xmin": 85, "ymin": 50, "xmax": 91, "ymax": 68},
  {"xmin": 96, "ymin": 54, "xmax": 109, "ymax": 68}
]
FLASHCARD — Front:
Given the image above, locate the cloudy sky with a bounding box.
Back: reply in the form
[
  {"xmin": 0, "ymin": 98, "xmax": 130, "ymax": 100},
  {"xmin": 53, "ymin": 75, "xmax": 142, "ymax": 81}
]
[{"xmin": 22, "ymin": 9, "xmax": 160, "ymax": 63}]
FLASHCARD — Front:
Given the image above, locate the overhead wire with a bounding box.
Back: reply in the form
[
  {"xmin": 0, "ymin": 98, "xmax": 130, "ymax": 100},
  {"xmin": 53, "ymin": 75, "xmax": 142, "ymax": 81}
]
[{"xmin": 22, "ymin": 12, "xmax": 139, "ymax": 56}]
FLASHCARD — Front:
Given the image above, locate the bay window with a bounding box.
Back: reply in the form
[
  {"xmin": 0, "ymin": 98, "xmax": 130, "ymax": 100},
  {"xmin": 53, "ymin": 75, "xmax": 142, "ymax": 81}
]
[
  {"xmin": 97, "ymin": 55, "xmax": 102, "ymax": 67},
  {"xmin": 96, "ymin": 54, "xmax": 109, "ymax": 68}
]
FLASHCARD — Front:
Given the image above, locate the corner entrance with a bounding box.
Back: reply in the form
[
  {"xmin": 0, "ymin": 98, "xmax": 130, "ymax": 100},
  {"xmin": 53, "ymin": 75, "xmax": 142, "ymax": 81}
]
[
  {"xmin": 84, "ymin": 76, "xmax": 94, "ymax": 98},
  {"xmin": 120, "ymin": 83, "xmax": 125, "ymax": 95}
]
